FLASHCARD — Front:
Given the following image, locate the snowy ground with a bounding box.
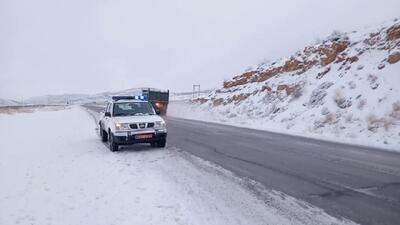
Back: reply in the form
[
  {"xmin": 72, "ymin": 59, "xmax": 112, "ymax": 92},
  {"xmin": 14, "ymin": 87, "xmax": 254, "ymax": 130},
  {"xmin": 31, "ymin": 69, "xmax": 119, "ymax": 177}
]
[
  {"xmin": 0, "ymin": 107, "xmax": 357, "ymax": 225},
  {"xmin": 168, "ymin": 101, "xmax": 400, "ymax": 152},
  {"xmin": 170, "ymin": 90, "xmax": 213, "ymax": 102}
]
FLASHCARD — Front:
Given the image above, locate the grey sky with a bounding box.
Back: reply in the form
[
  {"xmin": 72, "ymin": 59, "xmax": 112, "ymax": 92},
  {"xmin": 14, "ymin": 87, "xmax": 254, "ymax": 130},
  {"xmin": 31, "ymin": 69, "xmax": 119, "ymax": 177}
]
[{"xmin": 1, "ymin": 0, "xmax": 399, "ymax": 99}]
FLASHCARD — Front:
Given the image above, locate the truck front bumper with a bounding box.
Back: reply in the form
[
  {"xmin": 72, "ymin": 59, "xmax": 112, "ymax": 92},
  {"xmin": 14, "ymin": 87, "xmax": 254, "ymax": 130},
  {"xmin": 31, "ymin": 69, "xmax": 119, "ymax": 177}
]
[{"xmin": 112, "ymin": 130, "xmax": 167, "ymax": 145}]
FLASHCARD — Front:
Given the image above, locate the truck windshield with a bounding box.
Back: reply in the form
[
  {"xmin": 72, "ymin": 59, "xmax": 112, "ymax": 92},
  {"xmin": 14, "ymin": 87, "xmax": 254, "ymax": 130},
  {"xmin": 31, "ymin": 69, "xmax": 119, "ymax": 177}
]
[{"xmin": 113, "ymin": 102, "xmax": 155, "ymax": 116}]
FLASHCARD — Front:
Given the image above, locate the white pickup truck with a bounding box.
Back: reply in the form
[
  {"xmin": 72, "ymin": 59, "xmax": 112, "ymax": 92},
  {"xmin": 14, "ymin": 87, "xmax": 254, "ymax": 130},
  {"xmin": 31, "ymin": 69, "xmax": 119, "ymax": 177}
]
[{"xmin": 99, "ymin": 96, "xmax": 167, "ymax": 152}]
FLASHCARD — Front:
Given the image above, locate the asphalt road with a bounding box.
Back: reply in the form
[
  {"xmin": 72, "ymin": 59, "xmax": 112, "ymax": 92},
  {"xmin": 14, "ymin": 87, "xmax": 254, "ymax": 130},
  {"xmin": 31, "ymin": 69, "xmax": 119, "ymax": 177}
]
[{"xmin": 84, "ymin": 104, "xmax": 400, "ymax": 225}]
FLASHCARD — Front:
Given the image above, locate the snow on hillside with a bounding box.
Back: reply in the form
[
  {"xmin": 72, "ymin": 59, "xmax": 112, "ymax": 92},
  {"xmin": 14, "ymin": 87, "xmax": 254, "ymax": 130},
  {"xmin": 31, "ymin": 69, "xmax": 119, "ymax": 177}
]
[
  {"xmin": 0, "ymin": 107, "xmax": 356, "ymax": 225},
  {"xmin": 168, "ymin": 19, "xmax": 400, "ymax": 150}
]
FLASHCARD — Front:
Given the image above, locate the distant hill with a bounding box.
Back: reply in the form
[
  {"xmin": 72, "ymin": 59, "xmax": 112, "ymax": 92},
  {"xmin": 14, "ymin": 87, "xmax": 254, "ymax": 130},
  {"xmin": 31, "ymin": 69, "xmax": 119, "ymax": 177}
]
[
  {"xmin": 0, "ymin": 98, "xmax": 21, "ymax": 106},
  {"xmin": 2, "ymin": 87, "xmax": 217, "ymax": 106},
  {"xmin": 24, "ymin": 88, "xmax": 157, "ymax": 105}
]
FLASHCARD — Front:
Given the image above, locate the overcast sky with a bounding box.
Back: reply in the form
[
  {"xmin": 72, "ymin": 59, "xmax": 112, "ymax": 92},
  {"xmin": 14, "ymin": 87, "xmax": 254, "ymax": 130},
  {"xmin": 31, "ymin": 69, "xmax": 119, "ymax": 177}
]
[{"xmin": 0, "ymin": 0, "xmax": 399, "ymax": 99}]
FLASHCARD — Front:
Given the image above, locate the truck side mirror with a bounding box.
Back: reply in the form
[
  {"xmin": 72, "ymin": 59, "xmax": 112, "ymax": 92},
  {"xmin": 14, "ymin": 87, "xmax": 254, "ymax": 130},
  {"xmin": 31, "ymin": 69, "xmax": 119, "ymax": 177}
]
[
  {"xmin": 105, "ymin": 112, "xmax": 111, "ymax": 117},
  {"xmin": 155, "ymin": 109, "xmax": 161, "ymax": 115}
]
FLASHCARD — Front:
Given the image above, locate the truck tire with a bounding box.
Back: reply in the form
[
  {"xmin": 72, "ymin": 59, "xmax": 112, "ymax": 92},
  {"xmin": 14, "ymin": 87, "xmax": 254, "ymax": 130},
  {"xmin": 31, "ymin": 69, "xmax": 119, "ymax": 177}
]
[
  {"xmin": 157, "ymin": 139, "xmax": 166, "ymax": 148},
  {"xmin": 108, "ymin": 132, "xmax": 119, "ymax": 152},
  {"xmin": 100, "ymin": 124, "xmax": 108, "ymax": 142}
]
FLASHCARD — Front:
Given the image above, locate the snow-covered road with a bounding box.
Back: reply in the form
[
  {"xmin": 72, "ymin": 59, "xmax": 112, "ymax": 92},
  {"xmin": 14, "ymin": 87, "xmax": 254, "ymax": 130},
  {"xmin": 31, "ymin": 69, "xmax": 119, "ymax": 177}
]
[{"xmin": 0, "ymin": 107, "xmax": 356, "ymax": 225}]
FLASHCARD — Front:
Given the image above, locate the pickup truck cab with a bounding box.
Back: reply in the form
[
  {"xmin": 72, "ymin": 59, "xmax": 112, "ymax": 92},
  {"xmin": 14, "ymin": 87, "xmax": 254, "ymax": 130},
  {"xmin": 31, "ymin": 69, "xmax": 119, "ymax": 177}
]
[{"xmin": 99, "ymin": 96, "xmax": 167, "ymax": 151}]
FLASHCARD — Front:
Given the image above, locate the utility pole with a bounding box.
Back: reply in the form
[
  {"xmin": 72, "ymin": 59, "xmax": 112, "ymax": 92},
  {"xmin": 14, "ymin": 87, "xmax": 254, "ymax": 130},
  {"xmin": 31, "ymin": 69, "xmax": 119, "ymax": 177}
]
[{"xmin": 192, "ymin": 85, "xmax": 200, "ymax": 100}]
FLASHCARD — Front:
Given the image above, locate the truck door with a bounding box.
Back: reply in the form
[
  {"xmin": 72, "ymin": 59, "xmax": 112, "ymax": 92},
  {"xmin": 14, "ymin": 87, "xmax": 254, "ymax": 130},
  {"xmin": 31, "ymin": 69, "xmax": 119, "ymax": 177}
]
[{"xmin": 103, "ymin": 103, "xmax": 111, "ymax": 129}]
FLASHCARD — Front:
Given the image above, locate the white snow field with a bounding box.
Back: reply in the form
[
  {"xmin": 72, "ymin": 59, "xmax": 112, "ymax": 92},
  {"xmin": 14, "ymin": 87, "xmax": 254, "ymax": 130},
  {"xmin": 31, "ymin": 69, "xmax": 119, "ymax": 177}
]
[{"xmin": 0, "ymin": 107, "xmax": 356, "ymax": 225}]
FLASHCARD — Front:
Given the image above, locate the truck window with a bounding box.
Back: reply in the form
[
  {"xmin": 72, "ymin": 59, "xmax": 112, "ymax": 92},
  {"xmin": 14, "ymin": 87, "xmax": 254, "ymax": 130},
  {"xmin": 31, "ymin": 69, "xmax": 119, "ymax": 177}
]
[{"xmin": 112, "ymin": 102, "xmax": 155, "ymax": 116}]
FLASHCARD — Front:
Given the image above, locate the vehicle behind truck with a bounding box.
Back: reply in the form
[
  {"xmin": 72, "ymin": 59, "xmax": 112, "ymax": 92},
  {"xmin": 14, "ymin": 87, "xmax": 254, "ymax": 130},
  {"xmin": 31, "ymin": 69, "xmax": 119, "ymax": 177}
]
[
  {"xmin": 141, "ymin": 88, "xmax": 169, "ymax": 115},
  {"xmin": 107, "ymin": 88, "xmax": 169, "ymax": 115}
]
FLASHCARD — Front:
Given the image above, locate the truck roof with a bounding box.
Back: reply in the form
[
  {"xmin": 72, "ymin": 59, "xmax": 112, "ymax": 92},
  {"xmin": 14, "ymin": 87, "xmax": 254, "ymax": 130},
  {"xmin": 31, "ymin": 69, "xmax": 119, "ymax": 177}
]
[
  {"xmin": 141, "ymin": 88, "xmax": 169, "ymax": 93},
  {"xmin": 122, "ymin": 87, "xmax": 169, "ymax": 93}
]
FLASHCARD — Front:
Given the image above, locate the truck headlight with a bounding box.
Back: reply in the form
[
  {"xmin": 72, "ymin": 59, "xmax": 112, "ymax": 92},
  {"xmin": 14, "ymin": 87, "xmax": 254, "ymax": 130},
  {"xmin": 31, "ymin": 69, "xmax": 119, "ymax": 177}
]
[
  {"xmin": 115, "ymin": 123, "xmax": 130, "ymax": 130},
  {"xmin": 155, "ymin": 121, "xmax": 166, "ymax": 128}
]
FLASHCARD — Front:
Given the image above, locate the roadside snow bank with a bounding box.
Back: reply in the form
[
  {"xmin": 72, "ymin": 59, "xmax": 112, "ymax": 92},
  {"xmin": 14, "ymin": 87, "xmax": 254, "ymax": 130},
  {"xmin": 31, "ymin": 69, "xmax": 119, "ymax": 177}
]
[
  {"xmin": 0, "ymin": 107, "xmax": 356, "ymax": 225},
  {"xmin": 168, "ymin": 101, "xmax": 400, "ymax": 151}
]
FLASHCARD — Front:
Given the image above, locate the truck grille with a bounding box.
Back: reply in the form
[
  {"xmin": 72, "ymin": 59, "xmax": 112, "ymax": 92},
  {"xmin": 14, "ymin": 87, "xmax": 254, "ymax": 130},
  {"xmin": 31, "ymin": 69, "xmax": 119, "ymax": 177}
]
[{"xmin": 129, "ymin": 123, "xmax": 154, "ymax": 129}]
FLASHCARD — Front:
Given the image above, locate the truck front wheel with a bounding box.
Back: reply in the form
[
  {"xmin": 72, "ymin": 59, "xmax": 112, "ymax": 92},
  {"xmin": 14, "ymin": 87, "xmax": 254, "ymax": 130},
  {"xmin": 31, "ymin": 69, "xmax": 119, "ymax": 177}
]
[
  {"xmin": 100, "ymin": 124, "xmax": 108, "ymax": 142},
  {"xmin": 157, "ymin": 139, "xmax": 166, "ymax": 148}
]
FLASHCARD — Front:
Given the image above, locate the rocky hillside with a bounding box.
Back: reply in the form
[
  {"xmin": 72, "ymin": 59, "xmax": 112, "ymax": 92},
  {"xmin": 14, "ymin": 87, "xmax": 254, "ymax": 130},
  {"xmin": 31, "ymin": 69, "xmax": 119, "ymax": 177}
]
[{"xmin": 169, "ymin": 19, "xmax": 400, "ymax": 149}]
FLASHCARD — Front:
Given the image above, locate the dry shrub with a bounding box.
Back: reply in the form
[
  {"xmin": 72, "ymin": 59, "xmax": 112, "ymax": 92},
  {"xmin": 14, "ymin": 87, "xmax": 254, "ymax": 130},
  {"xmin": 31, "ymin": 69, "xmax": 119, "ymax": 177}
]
[
  {"xmin": 212, "ymin": 98, "xmax": 224, "ymax": 107},
  {"xmin": 390, "ymin": 101, "xmax": 400, "ymax": 120},
  {"xmin": 382, "ymin": 118, "xmax": 394, "ymax": 130},
  {"xmin": 227, "ymin": 113, "xmax": 237, "ymax": 118},
  {"xmin": 366, "ymin": 101, "xmax": 400, "ymax": 132},
  {"xmin": 314, "ymin": 112, "xmax": 340, "ymax": 129},
  {"xmin": 227, "ymin": 93, "xmax": 251, "ymax": 105},
  {"xmin": 367, "ymin": 114, "xmax": 379, "ymax": 132},
  {"xmin": 309, "ymin": 82, "xmax": 333, "ymax": 107},
  {"xmin": 192, "ymin": 98, "xmax": 208, "ymax": 104},
  {"xmin": 367, "ymin": 114, "xmax": 394, "ymax": 132},
  {"xmin": 291, "ymin": 84, "xmax": 305, "ymax": 99},
  {"xmin": 334, "ymin": 90, "xmax": 352, "ymax": 109},
  {"xmin": 324, "ymin": 113, "xmax": 338, "ymax": 124}
]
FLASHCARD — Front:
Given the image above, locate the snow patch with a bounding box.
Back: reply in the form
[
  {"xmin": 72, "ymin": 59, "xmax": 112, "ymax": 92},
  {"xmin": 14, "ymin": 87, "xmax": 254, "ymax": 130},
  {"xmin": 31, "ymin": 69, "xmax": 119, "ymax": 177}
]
[{"xmin": 0, "ymin": 107, "xmax": 356, "ymax": 225}]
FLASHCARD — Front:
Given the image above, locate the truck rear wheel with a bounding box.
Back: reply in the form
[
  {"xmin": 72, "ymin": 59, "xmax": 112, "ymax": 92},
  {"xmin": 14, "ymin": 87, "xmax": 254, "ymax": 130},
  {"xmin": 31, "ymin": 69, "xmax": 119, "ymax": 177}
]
[{"xmin": 109, "ymin": 132, "xmax": 119, "ymax": 152}]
